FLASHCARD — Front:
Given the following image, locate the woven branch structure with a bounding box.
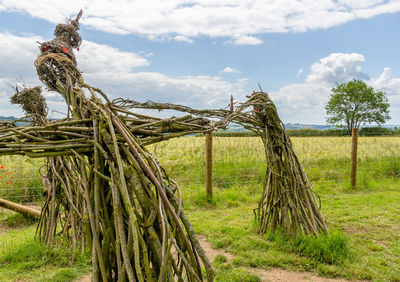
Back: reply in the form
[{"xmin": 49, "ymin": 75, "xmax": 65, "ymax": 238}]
[{"xmin": 0, "ymin": 11, "xmax": 327, "ymax": 282}]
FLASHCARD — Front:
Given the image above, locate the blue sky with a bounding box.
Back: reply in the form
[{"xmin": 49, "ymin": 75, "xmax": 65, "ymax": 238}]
[{"xmin": 1, "ymin": 1, "xmax": 400, "ymax": 124}]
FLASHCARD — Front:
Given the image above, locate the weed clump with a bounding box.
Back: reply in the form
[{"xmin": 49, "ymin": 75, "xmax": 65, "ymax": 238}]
[
  {"xmin": 215, "ymin": 267, "xmax": 260, "ymax": 282},
  {"xmin": 266, "ymin": 230, "xmax": 350, "ymax": 265},
  {"xmin": 293, "ymin": 230, "xmax": 349, "ymax": 264},
  {"xmin": 214, "ymin": 254, "xmax": 227, "ymax": 265}
]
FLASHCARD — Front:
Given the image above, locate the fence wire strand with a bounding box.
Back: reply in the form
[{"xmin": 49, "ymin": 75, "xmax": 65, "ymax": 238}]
[{"xmin": 0, "ymin": 136, "xmax": 399, "ymax": 205}]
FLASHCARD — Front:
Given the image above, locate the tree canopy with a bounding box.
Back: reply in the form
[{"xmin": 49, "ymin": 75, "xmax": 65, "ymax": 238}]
[{"xmin": 325, "ymin": 79, "xmax": 390, "ymax": 133}]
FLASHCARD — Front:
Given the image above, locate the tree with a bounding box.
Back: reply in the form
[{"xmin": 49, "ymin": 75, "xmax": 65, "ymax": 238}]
[{"xmin": 325, "ymin": 79, "xmax": 390, "ymax": 133}]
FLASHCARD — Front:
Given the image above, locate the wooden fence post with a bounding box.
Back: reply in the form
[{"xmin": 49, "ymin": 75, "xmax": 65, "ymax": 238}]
[
  {"xmin": 205, "ymin": 131, "xmax": 213, "ymax": 199},
  {"xmin": 350, "ymin": 127, "xmax": 358, "ymax": 188}
]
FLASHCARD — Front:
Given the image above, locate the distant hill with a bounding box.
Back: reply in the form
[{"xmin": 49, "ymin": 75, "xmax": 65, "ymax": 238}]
[
  {"xmin": 285, "ymin": 123, "xmax": 334, "ymax": 130},
  {"xmin": 0, "ymin": 116, "xmax": 17, "ymax": 120},
  {"xmin": 225, "ymin": 123, "xmax": 400, "ymax": 132},
  {"xmin": 373, "ymin": 124, "xmax": 400, "ymax": 129},
  {"xmin": 225, "ymin": 123, "xmax": 335, "ymax": 131}
]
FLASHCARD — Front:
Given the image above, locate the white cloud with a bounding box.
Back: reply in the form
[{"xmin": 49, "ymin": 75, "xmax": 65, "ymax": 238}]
[
  {"xmin": 173, "ymin": 35, "xmax": 194, "ymax": 44},
  {"xmin": 77, "ymin": 41, "xmax": 247, "ymax": 108},
  {"xmin": 2, "ymin": 28, "xmax": 399, "ymax": 124},
  {"xmin": 369, "ymin": 67, "xmax": 400, "ymax": 97},
  {"xmin": 219, "ymin": 67, "xmax": 242, "ymax": 74},
  {"xmin": 270, "ymin": 53, "xmax": 400, "ymax": 124},
  {"xmin": 306, "ymin": 52, "xmax": 369, "ymax": 84},
  {"xmin": 0, "ymin": 33, "xmax": 45, "ymax": 116},
  {"xmin": 368, "ymin": 67, "xmax": 400, "ymax": 119},
  {"xmin": 0, "ymin": 31, "xmax": 248, "ymax": 117},
  {"xmin": 230, "ymin": 36, "xmax": 263, "ymax": 45},
  {"xmin": 270, "ymin": 83, "xmax": 331, "ymax": 123},
  {"xmin": 77, "ymin": 40, "xmax": 149, "ymax": 74},
  {"xmin": 83, "ymin": 72, "xmax": 247, "ymax": 108},
  {"xmin": 1, "ymin": 0, "xmax": 400, "ymax": 45},
  {"xmin": 0, "ymin": 32, "xmax": 41, "ymax": 78},
  {"xmin": 354, "ymin": 1, "xmax": 400, "ymax": 18},
  {"xmin": 337, "ymin": 0, "xmax": 386, "ymax": 9},
  {"xmin": 0, "ymin": 32, "xmax": 149, "ymax": 117},
  {"xmin": 296, "ymin": 68, "xmax": 304, "ymax": 78}
]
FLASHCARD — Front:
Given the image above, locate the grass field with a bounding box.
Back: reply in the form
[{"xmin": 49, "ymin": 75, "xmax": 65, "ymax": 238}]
[
  {"xmin": 0, "ymin": 136, "xmax": 400, "ymax": 281},
  {"xmin": 151, "ymin": 136, "xmax": 400, "ymax": 191}
]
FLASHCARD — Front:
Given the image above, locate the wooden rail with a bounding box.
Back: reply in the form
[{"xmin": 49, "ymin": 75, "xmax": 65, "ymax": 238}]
[{"xmin": 0, "ymin": 197, "xmax": 41, "ymax": 218}]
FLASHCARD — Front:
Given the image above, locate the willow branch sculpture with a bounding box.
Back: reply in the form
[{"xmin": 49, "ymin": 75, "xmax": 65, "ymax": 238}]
[{"xmin": 0, "ymin": 10, "xmax": 327, "ymax": 282}]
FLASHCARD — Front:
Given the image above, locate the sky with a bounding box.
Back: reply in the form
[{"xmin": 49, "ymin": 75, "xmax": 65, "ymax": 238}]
[{"xmin": 0, "ymin": 0, "xmax": 400, "ymax": 124}]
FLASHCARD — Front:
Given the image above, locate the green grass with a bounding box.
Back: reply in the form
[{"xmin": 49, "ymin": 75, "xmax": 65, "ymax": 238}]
[
  {"xmin": 215, "ymin": 267, "xmax": 261, "ymax": 282},
  {"xmin": 0, "ymin": 136, "xmax": 399, "ymax": 281},
  {"xmin": 291, "ymin": 230, "xmax": 349, "ymax": 265},
  {"xmin": 0, "ymin": 156, "xmax": 43, "ymax": 203},
  {"xmin": 4, "ymin": 212, "xmax": 37, "ymax": 228},
  {"xmin": 213, "ymin": 254, "xmax": 261, "ymax": 282},
  {"xmin": 261, "ymin": 229, "xmax": 350, "ymax": 265},
  {"xmin": 0, "ymin": 211, "xmax": 90, "ymax": 282},
  {"xmin": 182, "ymin": 183, "xmax": 400, "ymax": 281},
  {"xmin": 149, "ymin": 136, "xmax": 400, "ymax": 190},
  {"xmin": 2, "ymin": 136, "xmax": 400, "ymax": 202}
]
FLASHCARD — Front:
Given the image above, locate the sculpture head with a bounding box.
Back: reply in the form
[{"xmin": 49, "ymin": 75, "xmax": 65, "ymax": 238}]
[{"xmin": 35, "ymin": 11, "xmax": 84, "ymax": 97}]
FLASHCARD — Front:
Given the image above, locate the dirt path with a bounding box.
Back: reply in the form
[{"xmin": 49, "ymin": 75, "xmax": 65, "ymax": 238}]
[{"xmin": 77, "ymin": 235, "xmax": 351, "ymax": 282}]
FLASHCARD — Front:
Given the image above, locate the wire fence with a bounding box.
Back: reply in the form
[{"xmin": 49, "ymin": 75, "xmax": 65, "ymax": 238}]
[
  {"xmin": 1, "ymin": 136, "xmax": 399, "ymax": 205},
  {"xmin": 150, "ymin": 136, "xmax": 400, "ymax": 193},
  {"xmin": 0, "ymin": 157, "xmax": 44, "ymax": 206}
]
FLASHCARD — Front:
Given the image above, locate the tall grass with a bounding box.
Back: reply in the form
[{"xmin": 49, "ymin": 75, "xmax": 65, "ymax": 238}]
[
  {"xmin": 149, "ymin": 136, "xmax": 400, "ymax": 192},
  {"xmin": 1, "ymin": 136, "xmax": 399, "ymax": 202},
  {"xmin": 265, "ymin": 229, "xmax": 350, "ymax": 265},
  {"xmin": 0, "ymin": 156, "xmax": 43, "ymax": 203}
]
